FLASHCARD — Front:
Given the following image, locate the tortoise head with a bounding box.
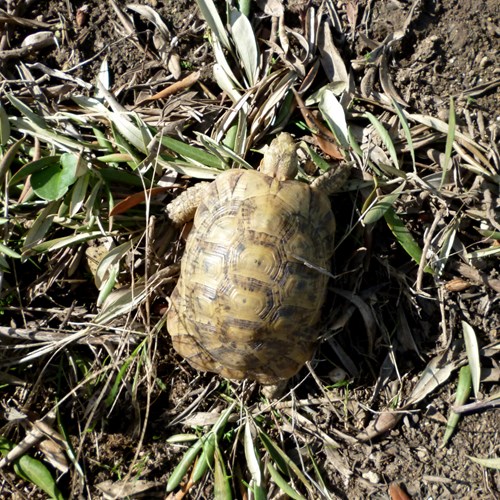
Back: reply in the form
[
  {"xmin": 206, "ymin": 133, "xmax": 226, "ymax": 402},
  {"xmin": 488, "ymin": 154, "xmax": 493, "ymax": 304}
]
[{"xmin": 259, "ymin": 133, "xmax": 298, "ymax": 181}]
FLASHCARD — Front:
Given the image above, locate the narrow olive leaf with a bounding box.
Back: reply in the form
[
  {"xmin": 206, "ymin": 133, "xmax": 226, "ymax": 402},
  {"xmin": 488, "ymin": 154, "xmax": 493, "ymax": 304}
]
[
  {"xmin": 31, "ymin": 153, "xmax": 79, "ymax": 201},
  {"xmin": 306, "ymin": 144, "xmax": 331, "ymax": 172},
  {"xmin": 307, "ymin": 446, "xmax": 327, "ymax": 491},
  {"xmin": 99, "ymin": 168, "xmax": 147, "ymax": 188},
  {"xmin": 391, "ymin": 98, "xmax": 415, "ymax": 172},
  {"xmin": 0, "ymin": 242, "xmax": 21, "ymax": 259},
  {"xmin": 69, "ymin": 172, "xmax": 90, "ymax": 217},
  {"xmin": 229, "ymin": 7, "xmax": 258, "ymax": 86},
  {"xmin": 267, "ymin": 463, "xmax": 306, "ymax": 500},
  {"xmin": 362, "ymin": 186, "xmax": 404, "ymax": 225},
  {"xmin": 30, "ymin": 231, "xmax": 104, "ymax": 253},
  {"xmin": 9, "ymin": 156, "xmax": 61, "ymax": 186},
  {"xmin": 196, "ymin": 0, "xmax": 231, "ymax": 50},
  {"xmin": 214, "ymin": 449, "xmax": 232, "ymax": 500},
  {"xmin": 250, "ymin": 481, "xmax": 267, "ymax": 500},
  {"xmin": 105, "ymin": 339, "xmax": 147, "ymax": 408},
  {"xmin": 213, "ymin": 63, "xmax": 244, "ymax": 104},
  {"xmin": 467, "ymin": 456, "xmax": 500, "ymax": 470},
  {"xmin": 0, "ymin": 103, "xmax": 11, "ymax": 145},
  {"xmin": 258, "ymin": 432, "xmax": 313, "ymax": 493},
  {"xmin": 23, "ymin": 201, "xmax": 59, "ymax": 250},
  {"xmin": 318, "ymin": 88, "xmax": 349, "ymax": 148},
  {"xmin": 94, "ymin": 285, "xmax": 148, "ymax": 325},
  {"xmin": 166, "ymin": 403, "xmax": 236, "ymax": 492},
  {"xmin": 157, "ymin": 158, "xmax": 219, "ymax": 180},
  {"xmin": 0, "ymin": 437, "xmax": 65, "ymax": 500},
  {"xmin": 127, "ymin": 4, "xmax": 171, "ymax": 40},
  {"xmin": 377, "ymin": 161, "xmax": 407, "ymax": 180},
  {"xmin": 191, "ymin": 433, "xmax": 216, "ymax": 483},
  {"xmin": 96, "ymin": 153, "xmax": 135, "ymax": 163},
  {"xmin": 384, "ymin": 207, "xmax": 429, "ymax": 270},
  {"xmin": 441, "ymin": 365, "xmax": 472, "ymax": 447},
  {"xmin": 433, "ymin": 223, "xmax": 457, "ymax": 278},
  {"xmin": 244, "ymin": 418, "xmax": 262, "ymax": 487},
  {"xmin": 462, "ymin": 321, "xmax": 481, "ymax": 398},
  {"xmin": 258, "ymin": 432, "xmax": 289, "ymax": 474},
  {"xmin": 250, "ymin": 71, "xmax": 297, "ymax": 135},
  {"xmin": 108, "ymin": 112, "xmax": 149, "ymax": 154},
  {"xmin": 6, "ymin": 94, "xmax": 48, "ymax": 129},
  {"xmin": 406, "ymin": 352, "xmax": 458, "ymax": 406},
  {"xmin": 0, "ymin": 138, "xmax": 25, "ymax": 190},
  {"xmin": 0, "ymin": 254, "xmax": 10, "ymax": 270},
  {"xmin": 467, "ymin": 246, "xmax": 500, "ymax": 259},
  {"xmin": 197, "ymin": 133, "xmax": 251, "ymax": 169},
  {"xmin": 93, "ymin": 126, "xmax": 113, "ymax": 151},
  {"xmin": 166, "ymin": 439, "xmax": 204, "ymax": 492},
  {"xmin": 160, "ymin": 136, "xmax": 224, "ymax": 170},
  {"xmin": 365, "ymin": 112, "xmax": 400, "ymax": 169},
  {"xmin": 166, "ymin": 434, "xmax": 199, "ymax": 444},
  {"xmin": 96, "ymin": 240, "xmax": 135, "ymax": 288},
  {"xmin": 441, "ymin": 97, "xmax": 456, "ymax": 189},
  {"xmin": 211, "ymin": 403, "xmax": 236, "ymax": 437}
]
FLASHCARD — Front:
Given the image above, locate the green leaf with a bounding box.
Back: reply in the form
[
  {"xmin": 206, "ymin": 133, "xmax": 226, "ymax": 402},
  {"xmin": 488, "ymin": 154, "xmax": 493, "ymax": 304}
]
[
  {"xmin": 0, "ymin": 102, "xmax": 11, "ymax": 146},
  {"xmin": 69, "ymin": 172, "xmax": 90, "ymax": 217},
  {"xmin": 362, "ymin": 187, "xmax": 404, "ymax": 225},
  {"xmin": 23, "ymin": 201, "xmax": 59, "ymax": 250},
  {"xmin": 391, "ymin": 98, "xmax": 415, "ymax": 172},
  {"xmin": 30, "ymin": 231, "xmax": 104, "ymax": 253},
  {"xmin": 214, "ymin": 449, "xmax": 232, "ymax": 499},
  {"xmin": 191, "ymin": 433, "xmax": 216, "ymax": 482},
  {"xmin": 161, "ymin": 136, "xmax": 224, "ymax": 170},
  {"xmin": 259, "ymin": 431, "xmax": 313, "ymax": 493},
  {"xmin": 31, "ymin": 153, "xmax": 79, "ymax": 201},
  {"xmin": 384, "ymin": 207, "xmax": 429, "ymax": 270},
  {"xmin": 105, "ymin": 339, "xmax": 147, "ymax": 408},
  {"xmin": 267, "ymin": 462, "xmax": 306, "ymax": 500},
  {"xmin": 6, "ymin": 93, "xmax": 48, "ymax": 129},
  {"xmin": 0, "ymin": 241, "xmax": 22, "ymax": 259},
  {"xmin": 9, "ymin": 156, "xmax": 61, "ymax": 186},
  {"xmin": 166, "ymin": 439, "xmax": 204, "ymax": 492},
  {"xmin": 99, "ymin": 167, "xmax": 148, "ymax": 188},
  {"xmin": 0, "ymin": 437, "xmax": 65, "ymax": 500},
  {"xmin": 441, "ymin": 365, "xmax": 472, "ymax": 447}
]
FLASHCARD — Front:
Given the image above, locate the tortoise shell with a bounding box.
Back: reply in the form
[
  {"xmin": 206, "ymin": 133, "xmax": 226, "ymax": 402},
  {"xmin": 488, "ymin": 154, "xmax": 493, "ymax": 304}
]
[{"xmin": 167, "ymin": 134, "xmax": 336, "ymax": 385}]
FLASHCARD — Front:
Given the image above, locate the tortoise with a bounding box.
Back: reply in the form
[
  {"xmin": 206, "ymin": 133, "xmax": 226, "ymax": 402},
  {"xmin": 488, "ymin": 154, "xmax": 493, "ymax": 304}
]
[{"xmin": 166, "ymin": 133, "xmax": 348, "ymax": 386}]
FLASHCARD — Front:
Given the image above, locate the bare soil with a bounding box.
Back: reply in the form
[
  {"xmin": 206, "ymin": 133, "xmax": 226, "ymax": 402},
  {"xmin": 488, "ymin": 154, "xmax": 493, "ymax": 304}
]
[{"xmin": 1, "ymin": 0, "xmax": 499, "ymax": 499}]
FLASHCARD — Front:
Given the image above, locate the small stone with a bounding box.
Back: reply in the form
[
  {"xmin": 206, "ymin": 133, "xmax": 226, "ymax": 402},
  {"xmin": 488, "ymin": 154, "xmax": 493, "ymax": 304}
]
[{"xmin": 362, "ymin": 471, "xmax": 381, "ymax": 484}]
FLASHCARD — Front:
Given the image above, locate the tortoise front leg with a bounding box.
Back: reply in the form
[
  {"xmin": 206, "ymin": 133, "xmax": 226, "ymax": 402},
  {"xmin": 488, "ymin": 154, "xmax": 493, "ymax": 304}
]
[{"xmin": 166, "ymin": 182, "xmax": 211, "ymax": 225}]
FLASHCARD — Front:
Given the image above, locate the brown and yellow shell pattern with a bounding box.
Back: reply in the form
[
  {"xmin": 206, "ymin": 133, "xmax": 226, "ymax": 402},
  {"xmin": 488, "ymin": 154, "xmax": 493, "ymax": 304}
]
[{"xmin": 167, "ymin": 134, "xmax": 336, "ymax": 385}]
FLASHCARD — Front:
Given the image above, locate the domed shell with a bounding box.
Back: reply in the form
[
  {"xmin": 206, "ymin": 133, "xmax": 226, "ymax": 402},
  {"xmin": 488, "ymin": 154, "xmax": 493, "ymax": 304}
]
[{"xmin": 167, "ymin": 166, "xmax": 335, "ymax": 385}]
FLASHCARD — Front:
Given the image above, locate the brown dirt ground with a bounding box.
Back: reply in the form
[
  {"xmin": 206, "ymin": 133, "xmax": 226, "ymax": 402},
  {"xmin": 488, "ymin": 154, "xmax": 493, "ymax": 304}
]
[{"xmin": 1, "ymin": 0, "xmax": 499, "ymax": 499}]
